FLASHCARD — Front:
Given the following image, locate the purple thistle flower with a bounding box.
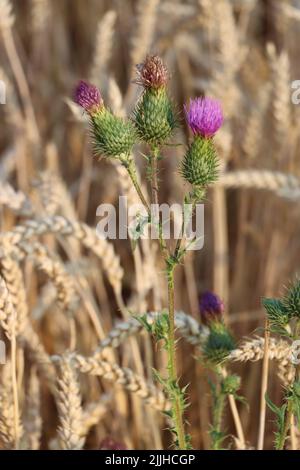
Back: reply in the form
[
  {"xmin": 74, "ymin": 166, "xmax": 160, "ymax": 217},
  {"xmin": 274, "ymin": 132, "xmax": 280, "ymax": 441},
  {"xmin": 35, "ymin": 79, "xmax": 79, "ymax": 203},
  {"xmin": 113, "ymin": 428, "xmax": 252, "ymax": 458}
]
[
  {"xmin": 185, "ymin": 97, "xmax": 223, "ymax": 138},
  {"xmin": 200, "ymin": 291, "xmax": 224, "ymax": 322},
  {"xmin": 74, "ymin": 80, "xmax": 103, "ymax": 115}
]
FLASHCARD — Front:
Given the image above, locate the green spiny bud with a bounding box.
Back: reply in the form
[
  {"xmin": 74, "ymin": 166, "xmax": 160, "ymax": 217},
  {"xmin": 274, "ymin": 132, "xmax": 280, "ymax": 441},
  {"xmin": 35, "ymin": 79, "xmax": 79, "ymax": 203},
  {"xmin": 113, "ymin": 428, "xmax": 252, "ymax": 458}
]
[
  {"xmin": 133, "ymin": 87, "xmax": 176, "ymax": 145},
  {"xmin": 202, "ymin": 321, "xmax": 235, "ymax": 364},
  {"xmin": 283, "ymin": 278, "xmax": 300, "ymax": 319},
  {"xmin": 292, "ymin": 380, "xmax": 300, "ymax": 398},
  {"xmin": 221, "ymin": 374, "xmax": 241, "ymax": 395},
  {"xmin": 262, "ymin": 297, "xmax": 291, "ymax": 327},
  {"xmin": 181, "ymin": 136, "xmax": 219, "ymax": 187},
  {"xmin": 91, "ymin": 108, "xmax": 136, "ymax": 160}
]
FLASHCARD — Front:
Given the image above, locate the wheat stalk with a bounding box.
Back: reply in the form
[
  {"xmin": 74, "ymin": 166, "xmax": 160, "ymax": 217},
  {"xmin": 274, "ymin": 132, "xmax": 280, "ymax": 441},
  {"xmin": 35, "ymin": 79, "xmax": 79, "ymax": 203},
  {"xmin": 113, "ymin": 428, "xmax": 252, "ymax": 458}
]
[
  {"xmin": 23, "ymin": 368, "xmax": 42, "ymax": 450},
  {"xmin": 20, "ymin": 324, "xmax": 56, "ymax": 393}
]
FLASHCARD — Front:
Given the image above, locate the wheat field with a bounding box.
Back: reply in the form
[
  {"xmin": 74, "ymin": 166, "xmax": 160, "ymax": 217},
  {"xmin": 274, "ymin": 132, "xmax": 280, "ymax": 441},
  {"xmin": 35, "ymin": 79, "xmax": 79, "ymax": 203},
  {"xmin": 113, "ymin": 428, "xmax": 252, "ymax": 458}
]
[{"xmin": 0, "ymin": 0, "xmax": 300, "ymax": 451}]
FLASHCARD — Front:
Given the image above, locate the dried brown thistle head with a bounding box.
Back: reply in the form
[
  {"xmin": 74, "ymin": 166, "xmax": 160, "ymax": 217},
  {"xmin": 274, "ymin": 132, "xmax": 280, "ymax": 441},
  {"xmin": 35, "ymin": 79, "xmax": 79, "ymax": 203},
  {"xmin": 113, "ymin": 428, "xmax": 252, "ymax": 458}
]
[{"xmin": 135, "ymin": 55, "xmax": 169, "ymax": 89}]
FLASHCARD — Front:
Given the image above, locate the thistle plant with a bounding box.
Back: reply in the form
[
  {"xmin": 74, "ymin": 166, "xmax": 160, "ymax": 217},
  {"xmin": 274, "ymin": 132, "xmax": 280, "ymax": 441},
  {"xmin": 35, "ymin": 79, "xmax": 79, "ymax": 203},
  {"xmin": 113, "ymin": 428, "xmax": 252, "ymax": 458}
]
[
  {"xmin": 199, "ymin": 291, "xmax": 245, "ymax": 449},
  {"xmin": 74, "ymin": 55, "xmax": 224, "ymax": 449},
  {"xmin": 262, "ymin": 278, "xmax": 300, "ymax": 449}
]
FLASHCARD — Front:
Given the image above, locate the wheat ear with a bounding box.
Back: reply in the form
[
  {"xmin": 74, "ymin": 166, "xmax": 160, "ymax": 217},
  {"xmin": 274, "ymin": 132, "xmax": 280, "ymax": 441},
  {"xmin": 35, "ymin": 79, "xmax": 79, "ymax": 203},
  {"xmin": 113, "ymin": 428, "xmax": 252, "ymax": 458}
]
[
  {"xmin": 0, "ymin": 216, "xmax": 123, "ymax": 297},
  {"xmin": 94, "ymin": 311, "xmax": 209, "ymax": 355},
  {"xmin": 54, "ymin": 355, "xmax": 84, "ymax": 450},
  {"xmin": 72, "ymin": 354, "xmax": 170, "ymax": 412},
  {"xmin": 90, "ymin": 11, "xmax": 117, "ymax": 85},
  {"xmin": 217, "ymin": 170, "xmax": 300, "ymax": 200}
]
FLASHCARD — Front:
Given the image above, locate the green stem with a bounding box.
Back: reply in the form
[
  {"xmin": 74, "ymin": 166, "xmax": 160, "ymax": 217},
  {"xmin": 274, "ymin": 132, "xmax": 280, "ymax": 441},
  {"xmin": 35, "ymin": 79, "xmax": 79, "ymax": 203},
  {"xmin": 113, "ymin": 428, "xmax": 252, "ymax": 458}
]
[
  {"xmin": 277, "ymin": 401, "xmax": 293, "ymax": 450},
  {"xmin": 125, "ymin": 158, "xmax": 151, "ymax": 215},
  {"xmin": 211, "ymin": 390, "xmax": 226, "ymax": 450},
  {"xmin": 277, "ymin": 320, "xmax": 300, "ymax": 450},
  {"xmin": 149, "ymin": 147, "xmax": 168, "ymax": 255},
  {"xmin": 167, "ymin": 266, "xmax": 186, "ymax": 450},
  {"xmin": 126, "ymin": 146, "xmax": 187, "ymax": 448},
  {"xmin": 149, "ymin": 146, "xmax": 186, "ymax": 448}
]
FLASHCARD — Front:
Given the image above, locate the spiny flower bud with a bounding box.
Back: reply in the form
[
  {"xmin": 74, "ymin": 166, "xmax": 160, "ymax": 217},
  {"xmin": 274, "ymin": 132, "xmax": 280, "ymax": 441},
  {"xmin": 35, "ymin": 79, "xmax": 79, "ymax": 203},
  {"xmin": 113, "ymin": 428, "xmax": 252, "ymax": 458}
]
[
  {"xmin": 74, "ymin": 80, "xmax": 103, "ymax": 115},
  {"xmin": 133, "ymin": 56, "xmax": 176, "ymax": 145},
  {"xmin": 74, "ymin": 80, "xmax": 136, "ymax": 160},
  {"xmin": 262, "ymin": 297, "xmax": 291, "ymax": 328},
  {"xmin": 181, "ymin": 136, "xmax": 219, "ymax": 187},
  {"xmin": 92, "ymin": 109, "xmax": 137, "ymax": 159},
  {"xmin": 200, "ymin": 291, "xmax": 224, "ymax": 323},
  {"xmin": 185, "ymin": 97, "xmax": 223, "ymax": 138},
  {"xmin": 135, "ymin": 55, "xmax": 169, "ymax": 89},
  {"xmin": 202, "ymin": 321, "xmax": 235, "ymax": 365},
  {"xmin": 283, "ymin": 278, "xmax": 300, "ymax": 319}
]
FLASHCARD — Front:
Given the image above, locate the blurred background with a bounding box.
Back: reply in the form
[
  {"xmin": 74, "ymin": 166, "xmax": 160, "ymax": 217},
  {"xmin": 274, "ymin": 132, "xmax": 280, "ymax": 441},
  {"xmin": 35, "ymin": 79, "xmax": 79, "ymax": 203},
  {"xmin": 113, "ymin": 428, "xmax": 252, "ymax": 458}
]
[{"xmin": 1, "ymin": 0, "xmax": 300, "ymax": 450}]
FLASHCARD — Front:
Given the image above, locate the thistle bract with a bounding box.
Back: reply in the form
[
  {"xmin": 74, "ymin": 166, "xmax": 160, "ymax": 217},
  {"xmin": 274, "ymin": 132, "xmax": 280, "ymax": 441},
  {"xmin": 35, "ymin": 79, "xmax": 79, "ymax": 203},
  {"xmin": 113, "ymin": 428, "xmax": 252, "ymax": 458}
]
[
  {"xmin": 74, "ymin": 81, "xmax": 136, "ymax": 160},
  {"xmin": 134, "ymin": 87, "xmax": 176, "ymax": 145},
  {"xmin": 91, "ymin": 108, "xmax": 136, "ymax": 159},
  {"xmin": 283, "ymin": 278, "xmax": 300, "ymax": 319},
  {"xmin": 185, "ymin": 97, "xmax": 223, "ymax": 138},
  {"xmin": 203, "ymin": 321, "xmax": 235, "ymax": 364},
  {"xmin": 181, "ymin": 136, "xmax": 219, "ymax": 187},
  {"xmin": 133, "ymin": 55, "xmax": 176, "ymax": 145},
  {"xmin": 262, "ymin": 297, "xmax": 291, "ymax": 328}
]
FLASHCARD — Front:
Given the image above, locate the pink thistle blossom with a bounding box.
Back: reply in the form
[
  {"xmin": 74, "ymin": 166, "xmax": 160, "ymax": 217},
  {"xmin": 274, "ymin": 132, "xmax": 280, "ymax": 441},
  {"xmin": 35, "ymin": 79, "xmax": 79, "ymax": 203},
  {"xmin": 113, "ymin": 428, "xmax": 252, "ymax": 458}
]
[{"xmin": 185, "ymin": 97, "xmax": 223, "ymax": 137}]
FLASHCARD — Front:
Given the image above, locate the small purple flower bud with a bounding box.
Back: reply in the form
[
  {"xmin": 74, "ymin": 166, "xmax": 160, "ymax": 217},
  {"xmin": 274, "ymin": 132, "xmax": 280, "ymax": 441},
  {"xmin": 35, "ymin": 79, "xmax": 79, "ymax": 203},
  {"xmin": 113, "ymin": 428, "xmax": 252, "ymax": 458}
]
[
  {"xmin": 74, "ymin": 80, "xmax": 103, "ymax": 115},
  {"xmin": 200, "ymin": 291, "xmax": 224, "ymax": 322},
  {"xmin": 185, "ymin": 97, "xmax": 223, "ymax": 138},
  {"xmin": 99, "ymin": 437, "xmax": 127, "ymax": 450}
]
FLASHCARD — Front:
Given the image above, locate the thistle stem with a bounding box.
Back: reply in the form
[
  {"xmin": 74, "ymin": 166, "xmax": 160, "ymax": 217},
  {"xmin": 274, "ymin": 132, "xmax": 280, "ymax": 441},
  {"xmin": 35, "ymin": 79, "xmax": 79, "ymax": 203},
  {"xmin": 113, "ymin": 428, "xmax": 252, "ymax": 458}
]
[
  {"xmin": 167, "ymin": 266, "xmax": 186, "ymax": 450},
  {"xmin": 211, "ymin": 382, "xmax": 226, "ymax": 450},
  {"xmin": 148, "ymin": 145, "xmax": 186, "ymax": 449},
  {"xmin": 277, "ymin": 320, "xmax": 300, "ymax": 450},
  {"xmin": 149, "ymin": 148, "xmax": 167, "ymax": 255},
  {"xmin": 126, "ymin": 159, "xmax": 151, "ymax": 215},
  {"xmin": 278, "ymin": 401, "xmax": 293, "ymax": 450}
]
